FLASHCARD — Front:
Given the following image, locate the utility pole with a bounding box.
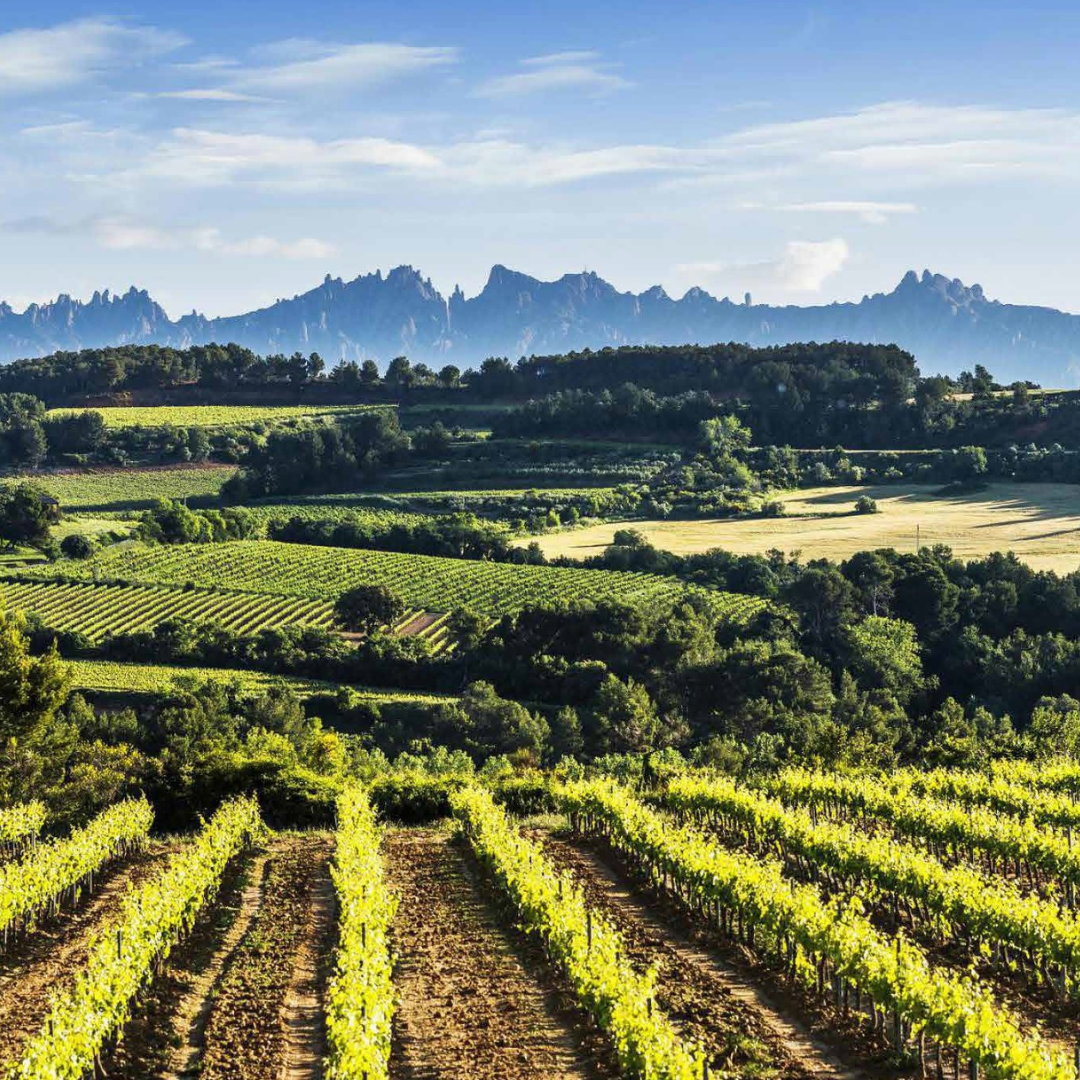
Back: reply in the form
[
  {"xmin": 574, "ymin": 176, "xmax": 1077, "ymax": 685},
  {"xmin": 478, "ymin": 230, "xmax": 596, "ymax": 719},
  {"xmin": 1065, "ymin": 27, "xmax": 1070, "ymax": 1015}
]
[{"xmin": 916, "ymin": 524, "xmax": 921, "ymax": 552}]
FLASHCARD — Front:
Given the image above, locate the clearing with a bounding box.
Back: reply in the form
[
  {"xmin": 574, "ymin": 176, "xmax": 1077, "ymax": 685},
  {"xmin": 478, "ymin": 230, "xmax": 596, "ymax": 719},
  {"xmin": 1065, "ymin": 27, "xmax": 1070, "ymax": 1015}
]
[{"xmin": 530, "ymin": 482, "xmax": 1080, "ymax": 573}]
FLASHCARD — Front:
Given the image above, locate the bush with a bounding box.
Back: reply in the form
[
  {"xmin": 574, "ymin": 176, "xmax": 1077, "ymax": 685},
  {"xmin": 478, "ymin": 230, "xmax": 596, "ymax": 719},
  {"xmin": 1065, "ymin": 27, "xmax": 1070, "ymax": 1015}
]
[
  {"xmin": 60, "ymin": 534, "xmax": 95, "ymax": 560},
  {"xmin": 854, "ymin": 495, "xmax": 878, "ymax": 515}
]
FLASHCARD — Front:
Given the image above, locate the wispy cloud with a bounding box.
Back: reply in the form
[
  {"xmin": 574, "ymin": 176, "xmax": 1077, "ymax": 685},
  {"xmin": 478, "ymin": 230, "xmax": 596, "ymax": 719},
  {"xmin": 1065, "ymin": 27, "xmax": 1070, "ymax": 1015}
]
[
  {"xmin": 677, "ymin": 238, "xmax": 851, "ymax": 295},
  {"xmin": 476, "ymin": 51, "xmax": 630, "ymax": 98},
  {"xmin": 2, "ymin": 214, "xmax": 335, "ymax": 259},
  {"xmin": 234, "ymin": 41, "xmax": 458, "ymax": 92},
  {"xmin": 763, "ymin": 200, "xmax": 918, "ymax": 224},
  {"xmin": 0, "ymin": 18, "xmax": 185, "ymax": 96},
  {"xmin": 157, "ymin": 88, "xmax": 262, "ymax": 103}
]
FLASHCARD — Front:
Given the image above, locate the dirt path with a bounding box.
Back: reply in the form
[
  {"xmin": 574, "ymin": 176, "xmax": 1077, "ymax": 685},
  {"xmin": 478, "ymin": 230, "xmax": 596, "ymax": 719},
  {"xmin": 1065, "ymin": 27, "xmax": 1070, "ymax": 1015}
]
[
  {"xmin": 279, "ymin": 850, "xmax": 336, "ymax": 1080},
  {"xmin": 387, "ymin": 828, "xmax": 608, "ymax": 1080},
  {"xmin": 537, "ymin": 832, "xmax": 878, "ymax": 1080},
  {"xmin": 199, "ymin": 834, "xmax": 332, "ymax": 1080},
  {"xmin": 0, "ymin": 846, "xmax": 172, "ymax": 1070}
]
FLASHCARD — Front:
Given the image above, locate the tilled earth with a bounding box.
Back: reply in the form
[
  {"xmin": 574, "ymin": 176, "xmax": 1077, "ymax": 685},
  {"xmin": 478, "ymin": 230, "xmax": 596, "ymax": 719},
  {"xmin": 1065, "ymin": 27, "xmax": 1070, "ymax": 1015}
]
[{"xmin": 386, "ymin": 828, "xmax": 613, "ymax": 1080}]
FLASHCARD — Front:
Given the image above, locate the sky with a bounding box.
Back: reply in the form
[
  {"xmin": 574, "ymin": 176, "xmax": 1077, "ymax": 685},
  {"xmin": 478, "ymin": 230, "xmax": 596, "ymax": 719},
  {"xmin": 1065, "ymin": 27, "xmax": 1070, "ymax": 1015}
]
[{"xmin": 1, "ymin": 1, "xmax": 1079, "ymax": 318}]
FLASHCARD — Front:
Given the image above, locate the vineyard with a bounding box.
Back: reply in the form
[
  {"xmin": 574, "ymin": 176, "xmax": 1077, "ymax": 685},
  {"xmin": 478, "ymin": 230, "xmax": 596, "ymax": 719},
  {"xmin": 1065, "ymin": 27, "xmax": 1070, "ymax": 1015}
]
[
  {"xmin": 64, "ymin": 658, "xmax": 453, "ymax": 703},
  {"xmin": 0, "ymin": 577, "xmax": 451, "ymax": 646},
  {"xmin": 21, "ymin": 539, "xmax": 765, "ymax": 621},
  {"xmin": 47, "ymin": 404, "xmax": 391, "ymax": 429},
  {"xmin": 10, "ymin": 465, "xmax": 237, "ymax": 512},
  {"xmin": 2, "ymin": 765, "xmax": 1079, "ymax": 1080}
]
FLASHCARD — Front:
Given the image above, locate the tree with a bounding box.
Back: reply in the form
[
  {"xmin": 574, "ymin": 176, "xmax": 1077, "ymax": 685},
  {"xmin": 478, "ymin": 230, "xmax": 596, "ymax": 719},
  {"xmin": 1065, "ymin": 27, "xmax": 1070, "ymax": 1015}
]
[
  {"xmin": 591, "ymin": 675, "xmax": 662, "ymax": 754},
  {"xmin": 0, "ymin": 483, "xmax": 58, "ymax": 551},
  {"xmin": 843, "ymin": 616, "xmax": 923, "ymax": 705},
  {"xmin": 0, "ymin": 608, "xmax": 72, "ymax": 804},
  {"xmin": 854, "ymin": 495, "xmax": 878, "ymax": 514},
  {"xmin": 334, "ymin": 584, "xmax": 406, "ymax": 634}
]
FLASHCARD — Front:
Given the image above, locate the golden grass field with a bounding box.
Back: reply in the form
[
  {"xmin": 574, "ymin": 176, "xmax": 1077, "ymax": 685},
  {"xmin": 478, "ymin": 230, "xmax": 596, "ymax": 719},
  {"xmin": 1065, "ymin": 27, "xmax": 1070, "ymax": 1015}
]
[{"xmin": 532, "ymin": 482, "xmax": 1080, "ymax": 573}]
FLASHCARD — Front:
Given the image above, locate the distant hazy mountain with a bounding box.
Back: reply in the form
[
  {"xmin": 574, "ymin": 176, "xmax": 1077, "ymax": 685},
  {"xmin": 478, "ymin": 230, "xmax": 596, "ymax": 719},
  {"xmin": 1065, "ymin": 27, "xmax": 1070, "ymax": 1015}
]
[{"xmin": 2, "ymin": 266, "xmax": 1079, "ymax": 384}]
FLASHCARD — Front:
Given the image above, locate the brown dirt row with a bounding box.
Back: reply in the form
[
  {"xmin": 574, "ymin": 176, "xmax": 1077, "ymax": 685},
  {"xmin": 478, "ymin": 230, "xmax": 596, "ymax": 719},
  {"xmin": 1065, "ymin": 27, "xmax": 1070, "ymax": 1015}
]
[
  {"xmin": 279, "ymin": 845, "xmax": 337, "ymax": 1080},
  {"xmin": 536, "ymin": 830, "xmax": 896, "ymax": 1080},
  {"xmin": 0, "ymin": 845, "xmax": 175, "ymax": 1071},
  {"xmin": 386, "ymin": 827, "xmax": 614, "ymax": 1080},
  {"xmin": 199, "ymin": 834, "xmax": 333, "ymax": 1080}
]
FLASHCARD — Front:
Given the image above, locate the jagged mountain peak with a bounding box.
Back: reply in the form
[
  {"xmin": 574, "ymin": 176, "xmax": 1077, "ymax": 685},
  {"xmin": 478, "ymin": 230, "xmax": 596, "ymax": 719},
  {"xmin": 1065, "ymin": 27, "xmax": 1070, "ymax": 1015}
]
[{"xmin": 0, "ymin": 265, "xmax": 1078, "ymax": 384}]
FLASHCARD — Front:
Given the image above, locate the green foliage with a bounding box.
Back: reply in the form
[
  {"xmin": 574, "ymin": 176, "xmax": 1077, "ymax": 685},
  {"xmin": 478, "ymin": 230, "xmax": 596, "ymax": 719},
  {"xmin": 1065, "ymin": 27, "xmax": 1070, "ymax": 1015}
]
[
  {"xmin": 12, "ymin": 797, "xmax": 262, "ymax": 1080},
  {"xmin": 334, "ymin": 584, "xmax": 407, "ymax": 634},
  {"xmin": 326, "ymin": 787, "xmax": 396, "ymax": 1080},
  {"xmin": 452, "ymin": 785, "xmax": 706, "ymax": 1078}
]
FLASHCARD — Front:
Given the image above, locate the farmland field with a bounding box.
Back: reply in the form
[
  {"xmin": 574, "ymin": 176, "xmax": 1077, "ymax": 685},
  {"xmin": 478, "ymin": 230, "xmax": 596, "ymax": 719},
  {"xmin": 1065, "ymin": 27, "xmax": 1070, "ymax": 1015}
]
[
  {"xmin": 46, "ymin": 403, "xmax": 391, "ymax": 428},
  {"xmin": 8, "ymin": 465, "xmax": 237, "ymax": 512},
  {"xmin": 0, "ymin": 578, "xmax": 334, "ymax": 638},
  {"xmin": 528, "ymin": 481, "xmax": 1080, "ymax": 573},
  {"xmin": 0, "ymin": 577, "xmax": 453, "ymax": 644},
  {"xmin": 64, "ymin": 658, "xmax": 452, "ymax": 702},
  {"xmin": 3, "ymin": 769, "xmax": 1075, "ymax": 1080},
  {"xmin": 21, "ymin": 538, "xmax": 767, "ymax": 620}
]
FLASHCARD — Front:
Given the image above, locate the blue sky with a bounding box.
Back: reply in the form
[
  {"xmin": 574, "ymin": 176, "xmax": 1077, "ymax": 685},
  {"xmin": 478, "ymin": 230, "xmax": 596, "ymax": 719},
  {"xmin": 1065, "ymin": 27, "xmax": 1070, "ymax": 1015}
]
[{"xmin": 2, "ymin": 1, "xmax": 1079, "ymax": 317}]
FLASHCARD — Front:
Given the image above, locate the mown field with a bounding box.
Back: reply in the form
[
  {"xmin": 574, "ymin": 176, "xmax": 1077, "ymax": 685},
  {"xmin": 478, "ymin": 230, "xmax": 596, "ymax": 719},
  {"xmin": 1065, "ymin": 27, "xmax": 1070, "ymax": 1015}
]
[
  {"xmin": 531, "ymin": 481, "xmax": 1080, "ymax": 573},
  {"xmin": 0, "ymin": 766, "xmax": 1075, "ymax": 1080},
  {"xmin": 21, "ymin": 538, "xmax": 766, "ymax": 621},
  {"xmin": 47, "ymin": 403, "xmax": 390, "ymax": 428}
]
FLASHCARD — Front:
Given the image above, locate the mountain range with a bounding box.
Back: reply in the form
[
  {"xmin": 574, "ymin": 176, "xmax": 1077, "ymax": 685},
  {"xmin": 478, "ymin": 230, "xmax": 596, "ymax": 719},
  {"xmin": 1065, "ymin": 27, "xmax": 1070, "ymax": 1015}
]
[{"xmin": 1, "ymin": 265, "xmax": 1079, "ymax": 385}]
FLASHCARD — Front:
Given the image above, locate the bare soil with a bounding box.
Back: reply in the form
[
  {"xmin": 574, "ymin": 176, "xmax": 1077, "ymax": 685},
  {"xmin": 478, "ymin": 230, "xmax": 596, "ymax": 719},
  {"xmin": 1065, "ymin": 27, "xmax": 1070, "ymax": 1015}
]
[{"xmin": 386, "ymin": 828, "xmax": 610, "ymax": 1080}]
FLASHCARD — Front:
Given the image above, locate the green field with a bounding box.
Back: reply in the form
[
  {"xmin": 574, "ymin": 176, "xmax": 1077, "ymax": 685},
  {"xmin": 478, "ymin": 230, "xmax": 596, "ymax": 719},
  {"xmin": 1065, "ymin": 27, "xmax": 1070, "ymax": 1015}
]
[
  {"xmin": 22, "ymin": 539, "xmax": 765, "ymax": 621},
  {"xmin": 47, "ymin": 404, "xmax": 391, "ymax": 429},
  {"xmin": 529, "ymin": 482, "xmax": 1080, "ymax": 574},
  {"xmin": 246, "ymin": 503, "xmax": 440, "ymax": 533},
  {"xmin": 64, "ymin": 658, "xmax": 451, "ymax": 702},
  {"xmin": 8, "ymin": 465, "xmax": 237, "ymax": 512}
]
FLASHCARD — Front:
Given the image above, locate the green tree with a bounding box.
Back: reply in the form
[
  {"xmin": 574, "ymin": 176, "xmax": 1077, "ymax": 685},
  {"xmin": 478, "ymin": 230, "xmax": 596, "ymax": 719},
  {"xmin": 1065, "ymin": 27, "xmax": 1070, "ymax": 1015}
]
[
  {"xmin": 334, "ymin": 584, "xmax": 406, "ymax": 634},
  {"xmin": 0, "ymin": 482, "xmax": 58, "ymax": 551}
]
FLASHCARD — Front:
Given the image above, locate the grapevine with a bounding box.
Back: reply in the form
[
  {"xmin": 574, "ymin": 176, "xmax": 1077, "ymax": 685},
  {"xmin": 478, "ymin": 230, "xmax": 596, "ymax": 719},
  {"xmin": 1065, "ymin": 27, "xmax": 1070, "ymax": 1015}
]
[
  {"xmin": 451, "ymin": 784, "xmax": 707, "ymax": 1079},
  {"xmin": 9, "ymin": 796, "xmax": 263, "ymax": 1080},
  {"xmin": 0, "ymin": 797, "xmax": 153, "ymax": 946},
  {"xmin": 325, "ymin": 787, "xmax": 397, "ymax": 1080},
  {"xmin": 562, "ymin": 780, "xmax": 1071, "ymax": 1080}
]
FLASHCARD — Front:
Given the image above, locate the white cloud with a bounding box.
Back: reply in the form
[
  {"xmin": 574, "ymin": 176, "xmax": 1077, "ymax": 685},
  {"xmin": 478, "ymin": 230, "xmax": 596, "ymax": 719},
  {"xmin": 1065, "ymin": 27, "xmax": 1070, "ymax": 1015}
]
[
  {"xmin": 158, "ymin": 88, "xmax": 262, "ymax": 102},
  {"xmin": 775, "ymin": 200, "xmax": 918, "ymax": 224},
  {"xmin": 677, "ymin": 238, "xmax": 851, "ymax": 296},
  {"xmin": 476, "ymin": 51, "xmax": 630, "ymax": 98},
  {"xmin": 137, "ymin": 128, "xmax": 441, "ymax": 187},
  {"xmin": 718, "ymin": 102, "xmax": 1080, "ymax": 181},
  {"xmin": 0, "ymin": 18, "xmax": 185, "ymax": 96},
  {"xmin": 234, "ymin": 41, "xmax": 458, "ymax": 92}
]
